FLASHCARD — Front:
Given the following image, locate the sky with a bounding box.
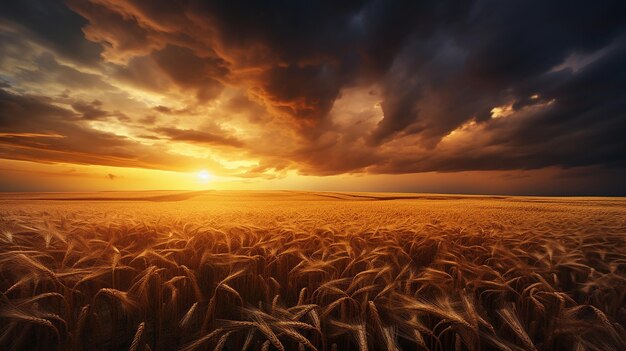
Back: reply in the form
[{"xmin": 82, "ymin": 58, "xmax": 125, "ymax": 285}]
[{"xmin": 0, "ymin": 0, "xmax": 625, "ymax": 195}]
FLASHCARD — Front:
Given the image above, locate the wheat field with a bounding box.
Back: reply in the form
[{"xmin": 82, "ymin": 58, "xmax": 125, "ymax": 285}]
[{"xmin": 0, "ymin": 191, "xmax": 625, "ymax": 350}]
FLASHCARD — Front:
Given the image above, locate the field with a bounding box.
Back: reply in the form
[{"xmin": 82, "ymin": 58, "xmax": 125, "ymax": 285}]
[{"xmin": 0, "ymin": 191, "xmax": 625, "ymax": 351}]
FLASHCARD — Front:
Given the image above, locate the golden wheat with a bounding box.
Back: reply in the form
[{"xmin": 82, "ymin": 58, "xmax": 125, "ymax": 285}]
[{"xmin": 0, "ymin": 191, "xmax": 624, "ymax": 350}]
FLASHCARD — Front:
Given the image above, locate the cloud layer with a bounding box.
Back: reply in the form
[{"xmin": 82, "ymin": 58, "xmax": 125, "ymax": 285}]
[{"xmin": 1, "ymin": 0, "xmax": 625, "ymax": 191}]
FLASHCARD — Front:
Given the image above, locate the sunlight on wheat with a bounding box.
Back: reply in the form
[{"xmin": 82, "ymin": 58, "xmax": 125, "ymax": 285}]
[{"xmin": 0, "ymin": 192, "xmax": 625, "ymax": 350}]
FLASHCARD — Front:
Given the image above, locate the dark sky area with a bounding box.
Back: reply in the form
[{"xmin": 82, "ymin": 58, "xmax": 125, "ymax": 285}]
[{"xmin": 0, "ymin": 0, "xmax": 625, "ymax": 195}]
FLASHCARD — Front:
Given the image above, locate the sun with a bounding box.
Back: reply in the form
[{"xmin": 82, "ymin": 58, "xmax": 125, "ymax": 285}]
[{"xmin": 197, "ymin": 170, "xmax": 212, "ymax": 182}]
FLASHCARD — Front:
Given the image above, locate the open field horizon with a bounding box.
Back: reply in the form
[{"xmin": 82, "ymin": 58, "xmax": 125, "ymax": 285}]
[
  {"xmin": 2, "ymin": 189, "xmax": 625, "ymax": 201},
  {"xmin": 1, "ymin": 191, "xmax": 625, "ymax": 350}
]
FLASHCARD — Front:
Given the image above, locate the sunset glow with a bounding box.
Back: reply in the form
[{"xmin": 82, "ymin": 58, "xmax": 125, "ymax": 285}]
[
  {"xmin": 0, "ymin": 1, "xmax": 624, "ymax": 195},
  {"xmin": 197, "ymin": 170, "xmax": 211, "ymax": 182}
]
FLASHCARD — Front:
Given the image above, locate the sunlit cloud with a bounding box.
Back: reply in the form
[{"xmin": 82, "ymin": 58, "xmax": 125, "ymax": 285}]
[{"xmin": 0, "ymin": 0, "xmax": 624, "ymax": 194}]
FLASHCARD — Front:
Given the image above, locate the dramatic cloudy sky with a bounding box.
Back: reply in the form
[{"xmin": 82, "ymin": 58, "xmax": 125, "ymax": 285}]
[{"xmin": 1, "ymin": 0, "xmax": 625, "ymax": 195}]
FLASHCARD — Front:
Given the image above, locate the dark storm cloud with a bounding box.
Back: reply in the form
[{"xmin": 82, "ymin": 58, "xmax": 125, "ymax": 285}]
[
  {"xmin": 71, "ymin": 99, "xmax": 108, "ymax": 120},
  {"xmin": 153, "ymin": 127, "xmax": 244, "ymax": 148},
  {"xmin": 0, "ymin": 0, "xmax": 103, "ymax": 65},
  {"xmin": 3, "ymin": 0, "xmax": 626, "ymax": 180},
  {"xmin": 139, "ymin": 115, "xmax": 157, "ymax": 125},
  {"xmin": 495, "ymin": 40, "xmax": 626, "ymax": 169},
  {"xmin": 151, "ymin": 45, "xmax": 228, "ymax": 101},
  {"xmin": 152, "ymin": 105, "xmax": 192, "ymax": 115},
  {"xmin": 14, "ymin": 53, "xmax": 113, "ymax": 91}
]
